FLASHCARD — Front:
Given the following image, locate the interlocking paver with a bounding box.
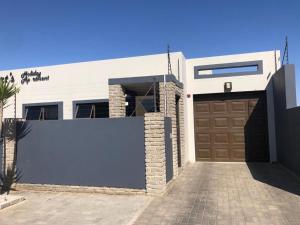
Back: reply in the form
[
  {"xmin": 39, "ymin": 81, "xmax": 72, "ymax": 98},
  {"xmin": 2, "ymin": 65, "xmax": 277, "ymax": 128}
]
[
  {"xmin": 0, "ymin": 191, "xmax": 150, "ymax": 225},
  {"xmin": 134, "ymin": 163, "xmax": 300, "ymax": 225}
]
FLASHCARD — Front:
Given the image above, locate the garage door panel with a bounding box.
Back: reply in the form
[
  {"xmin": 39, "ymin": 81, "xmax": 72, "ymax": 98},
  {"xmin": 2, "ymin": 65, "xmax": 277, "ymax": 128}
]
[
  {"xmin": 247, "ymin": 148, "xmax": 269, "ymax": 161},
  {"xmin": 252, "ymin": 133, "xmax": 267, "ymax": 142},
  {"xmin": 231, "ymin": 117, "xmax": 247, "ymax": 128},
  {"xmin": 249, "ymin": 100, "xmax": 265, "ymax": 114},
  {"xmin": 195, "ymin": 138, "xmax": 211, "ymax": 147},
  {"xmin": 231, "ymin": 133, "xmax": 245, "ymax": 144},
  {"xmin": 231, "ymin": 148, "xmax": 245, "ymax": 161},
  {"xmin": 249, "ymin": 109, "xmax": 265, "ymax": 117},
  {"xmin": 211, "ymin": 102, "xmax": 227, "ymax": 114},
  {"xmin": 230, "ymin": 101, "xmax": 247, "ymax": 113},
  {"xmin": 194, "ymin": 92, "xmax": 269, "ymax": 162},
  {"xmin": 213, "ymin": 133, "xmax": 230, "ymax": 144},
  {"xmin": 196, "ymin": 148, "xmax": 212, "ymax": 160},
  {"xmin": 215, "ymin": 148, "xmax": 230, "ymax": 160},
  {"xmin": 213, "ymin": 117, "xmax": 229, "ymax": 128},
  {"xmin": 195, "ymin": 133, "xmax": 211, "ymax": 143},
  {"xmin": 194, "ymin": 103, "xmax": 210, "ymax": 115},
  {"xmin": 249, "ymin": 99, "xmax": 264, "ymax": 108},
  {"xmin": 249, "ymin": 118, "xmax": 267, "ymax": 127},
  {"xmin": 195, "ymin": 118, "xmax": 210, "ymax": 129}
]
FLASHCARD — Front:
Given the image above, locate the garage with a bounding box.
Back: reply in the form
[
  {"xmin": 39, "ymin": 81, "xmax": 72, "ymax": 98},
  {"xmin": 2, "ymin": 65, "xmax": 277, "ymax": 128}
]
[{"xmin": 193, "ymin": 91, "xmax": 269, "ymax": 162}]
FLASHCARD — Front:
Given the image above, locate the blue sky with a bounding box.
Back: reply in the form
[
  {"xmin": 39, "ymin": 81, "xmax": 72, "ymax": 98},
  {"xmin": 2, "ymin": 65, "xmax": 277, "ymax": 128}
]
[{"xmin": 0, "ymin": 0, "xmax": 300, "ymax": 102}]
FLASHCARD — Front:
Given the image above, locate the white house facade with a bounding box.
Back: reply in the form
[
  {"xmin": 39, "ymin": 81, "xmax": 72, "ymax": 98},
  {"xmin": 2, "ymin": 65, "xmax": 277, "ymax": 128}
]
[{"xmin": 0, "ymin": 50, "xmax": 283, "ymax": 167}]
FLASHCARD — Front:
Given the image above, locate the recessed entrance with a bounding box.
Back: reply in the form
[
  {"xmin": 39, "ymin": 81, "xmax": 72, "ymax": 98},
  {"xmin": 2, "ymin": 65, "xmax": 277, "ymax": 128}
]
[{"xmin": 193, "ymin": 91, "xmax": 269, "ymax": 162}]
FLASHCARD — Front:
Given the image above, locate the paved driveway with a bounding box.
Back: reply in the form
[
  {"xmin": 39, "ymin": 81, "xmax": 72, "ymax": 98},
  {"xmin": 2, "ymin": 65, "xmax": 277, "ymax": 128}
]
[
  {"xmin": 134, "ymin": 163, "xmax": 300, "ymax": 225},
  {"xmin": 0, "ymin": 191, "xmax": 150, "ymax": 225}
]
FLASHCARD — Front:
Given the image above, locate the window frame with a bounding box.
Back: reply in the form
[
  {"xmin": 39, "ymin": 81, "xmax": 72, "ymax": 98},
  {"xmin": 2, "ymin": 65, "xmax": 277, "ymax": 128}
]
[
  {"xmin": 22, "ymin": 102, "xmax": 63, "ymax": 120},
  {"xmin": 194, "ymin": 60, "xmax": 263, "ymax": 79},
  {"xmin": 72, "ymin": 99, "xmax": 109, "ymax": 119}
]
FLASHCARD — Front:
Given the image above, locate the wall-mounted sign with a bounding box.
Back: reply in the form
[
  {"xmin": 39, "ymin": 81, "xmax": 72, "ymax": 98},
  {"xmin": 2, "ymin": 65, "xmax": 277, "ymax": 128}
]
[
  {"xmin": 21, "ymin": 71, "xmax": 49, "ymax": 85},
  {"xmin": 0, "ymin": 70, "xmax": 49, "ymax": 85},
  {"xmin": 0, "ymin": 72, "xmax": 15, "ymax": 83}
]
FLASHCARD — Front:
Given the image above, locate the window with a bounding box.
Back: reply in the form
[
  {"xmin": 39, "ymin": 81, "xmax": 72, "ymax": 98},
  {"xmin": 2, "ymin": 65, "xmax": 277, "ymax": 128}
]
[
  {"xmin": 197, "ymin": 65, "xmax": 258, "ymax": 76},
  {"xmin": 25, "ymin": 105, "xmax": 58, "ymax": 120},
  {"xmin": 75, "ymin": 102, "xmax": 109, "ymax": 118},
  {"xmin": 135, "ymin": 96, "xmax": 157, "ymax": 116},
  {"xmin": 194, "ymin": 61, "xmax": 263, "ymax": 79}
]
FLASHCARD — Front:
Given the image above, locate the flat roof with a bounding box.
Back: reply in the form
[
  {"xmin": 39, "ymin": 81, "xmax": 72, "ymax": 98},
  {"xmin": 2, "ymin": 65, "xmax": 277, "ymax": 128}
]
[{"xmin": 108, "ymin": 74, "xmax": 183, "ymax": 89}]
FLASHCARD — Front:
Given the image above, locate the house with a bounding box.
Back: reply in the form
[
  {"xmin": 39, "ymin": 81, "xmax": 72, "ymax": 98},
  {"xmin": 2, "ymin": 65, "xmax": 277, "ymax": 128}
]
[{"xmin": 1, "ymin": 50, "xmax": 297, "ymax": 194}]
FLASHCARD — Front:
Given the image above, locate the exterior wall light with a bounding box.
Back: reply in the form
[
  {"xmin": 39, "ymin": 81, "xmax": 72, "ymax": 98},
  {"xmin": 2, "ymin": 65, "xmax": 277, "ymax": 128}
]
[{"xmin": 224, "ymin": 82, "xmax": 232, "ymax": 92}]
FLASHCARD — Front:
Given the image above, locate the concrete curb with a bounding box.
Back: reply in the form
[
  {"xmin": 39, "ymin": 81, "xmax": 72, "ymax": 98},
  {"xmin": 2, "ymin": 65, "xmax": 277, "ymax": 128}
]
[
  {"xmin": 0, "ymin": 195, "xmax": 25, "ymax": 210},
  {"xmin": 15, "ymin": 183, "xmax": 146, "ymax": 195}
]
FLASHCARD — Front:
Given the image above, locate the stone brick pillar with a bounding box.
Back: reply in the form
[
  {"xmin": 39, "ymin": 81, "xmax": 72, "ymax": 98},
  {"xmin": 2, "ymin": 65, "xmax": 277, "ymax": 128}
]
[
  {"xmin": 3, "ymin": 119, "xmax": 17, "ymax": 173},
  {"xmin": 159, "ymin": 82, "xmax": 178, "ymax": 177},
  {"xmin": 109, "ymin": 84, "xmax": 126, "ymax": 118},
  {"xmin": 144, "ymin": 112, "xmax": 167, "ymax": 194}
]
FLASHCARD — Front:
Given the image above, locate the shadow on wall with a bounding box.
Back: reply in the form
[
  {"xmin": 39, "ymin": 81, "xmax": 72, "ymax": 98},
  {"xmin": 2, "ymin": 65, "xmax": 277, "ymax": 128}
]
[
  {"xmin": 244, "ymin": 93, "xmax": 270, "ymax": 162},
  {"xmin": 246, "ymin": 64, "xmax": 300, "ymax": 196},
  {"xmin": 247, "ymin": 163, "xmax": 300, "ymax": 196},
  {"xmin": 272, "ymin": 65, "xmax": 300, "ymax": 177},
  {"xmin": 0, "ymin": 119, "xmax": 31, "ymax": 194},
  {"xmin": 16, "ymin": 120, "xmax": 32, "ymax": 141}
]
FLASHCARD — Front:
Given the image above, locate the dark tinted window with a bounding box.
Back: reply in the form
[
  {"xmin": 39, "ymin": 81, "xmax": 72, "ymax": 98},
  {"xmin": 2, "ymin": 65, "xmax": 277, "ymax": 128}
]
[
  {"xmin": 135, "ymin": 96, "xmax": 157, "ymax": 116},
  {"xmin": 25, "ymin": 105, "xmax": 58, "ymax": 120},
  {"xmin": 25, "ymin": 106, "xmax": 42, "ymax": 120},
  {"xmin": 44, "ymin": 105, "xmax": 59, "ymax": 120},
  {"xmin": 76, "ymin": 104, "xmax": 93, "ymax": 118},
  {"xmin": 95, "ymin": 102, "xmax": 109, "ymax": 118},
  {"xmin": 140, "ymin": 99, "xmax": 155, "ymax": 112},
  {"xmin": 75, "ymin": 102, "xmax": 109, "ymax": 118},
  {"xmin": 126, "ymin": 95, "xmax": 136, "ymax": 117}
]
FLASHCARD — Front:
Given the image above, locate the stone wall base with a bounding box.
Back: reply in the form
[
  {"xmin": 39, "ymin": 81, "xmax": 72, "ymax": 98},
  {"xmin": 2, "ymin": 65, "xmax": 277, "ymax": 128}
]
[
  {"xmin": 13, "ymin": 183, "xmax": 178, "ymax": 196},
  {"xmin": 146, "ymin": 178, "xmax": 176, "ymax": 196},
  {"xmin": 14, "ymin": 184, "xmax": 146, "ymax": 195}
]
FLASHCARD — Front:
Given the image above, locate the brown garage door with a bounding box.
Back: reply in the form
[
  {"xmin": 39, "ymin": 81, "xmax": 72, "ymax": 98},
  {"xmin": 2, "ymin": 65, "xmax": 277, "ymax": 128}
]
[{"xmin": 194, "ymin": 92, "xmax": 269, "ymax": 162}]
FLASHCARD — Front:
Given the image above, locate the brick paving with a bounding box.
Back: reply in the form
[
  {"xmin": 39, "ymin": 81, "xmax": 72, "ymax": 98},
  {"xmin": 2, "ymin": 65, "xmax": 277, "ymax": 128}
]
[
  {"xmin": 134, "ymin": 163, "xmax": 300, "ymax": 225},
  {"xmin": 0, "ymin": 191, "xmax": 150, "ymax": 225}
]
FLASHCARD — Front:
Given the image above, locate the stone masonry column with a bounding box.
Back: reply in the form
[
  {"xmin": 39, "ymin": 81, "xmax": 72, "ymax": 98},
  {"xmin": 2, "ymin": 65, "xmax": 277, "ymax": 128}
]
[
  {"xmin": 3, "ymin": 119, "xmax": 17, "ymax": 173},
  {"xmin": 159, "ymin": 82, "xmax": 178, "ymax": 177},
  {"xmin": 144, "ymin": 112, "xmax": 167, "ymax": 195},
  {"xmin": 109, "ymin": 84, "xmax": 126, "ymax": 118}
]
